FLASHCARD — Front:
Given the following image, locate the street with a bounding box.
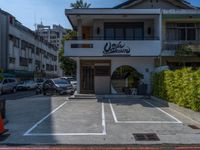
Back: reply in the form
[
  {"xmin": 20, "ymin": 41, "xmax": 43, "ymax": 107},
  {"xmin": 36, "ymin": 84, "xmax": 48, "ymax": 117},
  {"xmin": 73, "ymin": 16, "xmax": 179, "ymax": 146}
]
[{"xmin": 0, "ymin": 90, "xmax": 36, "ymax": 101}]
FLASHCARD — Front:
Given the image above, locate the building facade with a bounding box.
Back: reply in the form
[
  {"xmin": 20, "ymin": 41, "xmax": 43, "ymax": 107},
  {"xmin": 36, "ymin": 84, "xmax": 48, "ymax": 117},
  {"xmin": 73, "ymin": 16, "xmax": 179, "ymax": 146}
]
[
  {"xmin": 0, "ymin": 9, "xmax": 58, "ymax": 81},
  {"xmin": 64, "ymin": 0, "xmax": 200, "ymax": 95},
  {"xmin": 36, "ymin": 24, "xmax": 68, "ymax": 76}
]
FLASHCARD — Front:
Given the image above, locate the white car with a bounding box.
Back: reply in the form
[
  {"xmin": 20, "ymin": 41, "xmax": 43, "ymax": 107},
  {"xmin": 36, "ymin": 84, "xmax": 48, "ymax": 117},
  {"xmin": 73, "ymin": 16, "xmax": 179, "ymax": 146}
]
[
  {"xmin": 61, "ymin": 77, "xmax": 77, "ymax": 90},
  {"xmin": 17, "ymin": 80, "xmax": 38, "ymax": 90},
  {"xmin": 0, "ymin": 78, "xmax": 18, "ymax": 95}
]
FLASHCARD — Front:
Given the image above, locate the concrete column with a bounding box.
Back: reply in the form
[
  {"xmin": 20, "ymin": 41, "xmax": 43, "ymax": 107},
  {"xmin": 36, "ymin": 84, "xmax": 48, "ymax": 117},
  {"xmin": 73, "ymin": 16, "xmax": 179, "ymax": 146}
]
[
  {"xmin": 77, "ymin": 19, "xmax": 82, "ymax": 40},
  {"xmin": 76, "ymin": 57, "xmax": 80, "ymax": 94},
  {"xmin": 159, "ymin": 10, "xmax": 162, "ymax": 43}
]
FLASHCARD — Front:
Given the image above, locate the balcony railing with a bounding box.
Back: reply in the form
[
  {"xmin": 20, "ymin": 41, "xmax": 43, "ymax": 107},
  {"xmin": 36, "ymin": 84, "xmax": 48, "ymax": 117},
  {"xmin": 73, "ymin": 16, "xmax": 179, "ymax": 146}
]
[
  {"xmin": 163, "ymin": 40, "xmax": 200, "ymax": 51},
  {"xmin": 65, "ymin": 39, "xmax": 161, "ymax": 57},
  {"xmin": 162, "ymin": 40, "xmax": 200, "ymax": 56},
  {"xmin": 71, "ymin": 36, "xmax": 160, "ymax": 41}
]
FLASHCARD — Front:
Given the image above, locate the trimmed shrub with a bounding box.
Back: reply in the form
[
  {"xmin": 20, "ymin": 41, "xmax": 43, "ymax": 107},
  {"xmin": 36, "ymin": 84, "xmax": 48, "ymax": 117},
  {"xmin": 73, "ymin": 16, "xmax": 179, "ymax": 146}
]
[{"xmin": 152, "ymin": 68, "xmax": 200, "ymax": 111}]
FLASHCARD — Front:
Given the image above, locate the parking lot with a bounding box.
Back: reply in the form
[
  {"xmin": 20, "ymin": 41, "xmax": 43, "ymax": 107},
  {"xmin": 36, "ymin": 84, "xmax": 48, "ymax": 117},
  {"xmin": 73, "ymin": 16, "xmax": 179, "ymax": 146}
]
[{"xmin": 2, "ymin": 95, "xmax": 200, "ymax": 145}]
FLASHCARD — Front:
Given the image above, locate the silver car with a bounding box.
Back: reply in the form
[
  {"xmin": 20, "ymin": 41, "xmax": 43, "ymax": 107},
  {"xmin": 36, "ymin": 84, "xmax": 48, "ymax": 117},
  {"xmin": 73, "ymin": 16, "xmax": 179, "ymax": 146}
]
[{"xmin": 0, "ymin": 78, "xmax": 18, "ymax": 95}]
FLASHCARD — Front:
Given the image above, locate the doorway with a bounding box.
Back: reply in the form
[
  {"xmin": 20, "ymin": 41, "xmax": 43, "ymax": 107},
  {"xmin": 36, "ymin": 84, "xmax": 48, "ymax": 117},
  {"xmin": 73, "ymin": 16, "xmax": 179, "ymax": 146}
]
[{"xmin": 80, "ymin": 60, "xmax": 111, "ymax": 94}]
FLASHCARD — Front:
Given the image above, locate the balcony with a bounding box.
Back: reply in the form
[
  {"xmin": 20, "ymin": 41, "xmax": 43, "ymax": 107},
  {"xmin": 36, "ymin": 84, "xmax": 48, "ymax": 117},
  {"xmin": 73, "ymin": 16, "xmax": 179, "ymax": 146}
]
[
  {"xmin": 64, "ymin": 37, "xmax": 161, "ymax": 57},
  {"xmin": 162, "ymin": 41, "xmax": 200, "ymax": 56}
]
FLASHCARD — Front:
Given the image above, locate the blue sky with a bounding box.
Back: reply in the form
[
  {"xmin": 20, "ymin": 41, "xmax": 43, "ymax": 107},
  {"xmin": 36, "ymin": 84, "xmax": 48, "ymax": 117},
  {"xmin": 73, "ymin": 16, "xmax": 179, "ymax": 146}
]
[{"xmin": 0, "ymin": 0, "xmax": 199, "ymax": 30}]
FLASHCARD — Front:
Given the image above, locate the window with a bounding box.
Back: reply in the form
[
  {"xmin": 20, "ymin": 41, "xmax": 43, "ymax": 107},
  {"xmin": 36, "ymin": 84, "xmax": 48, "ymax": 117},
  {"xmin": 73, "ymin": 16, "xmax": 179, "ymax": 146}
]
[
  {"xmin": 115, "ymin": 28, "xmax": 124, "ymax": 40},
  {"xmin": 125, "ymin": 28, "xmax": 134, "ymax": 40},
  {"xmin": 166, "ymin": 23, "xmax": 197, "ymax": 41},
  {"xmin": 9, "ymin": 57, "xmax": 15, "ymax": 64},
  {"xmin": 105, "ymin": 28, "xmax": 114, "ymax": 40},
  {"xmin": 8, "ymin": 79, "xmax": 16, "ymax": 83},
  {"xmin": 14, "ymin": 37, "xmax": 20, "ymax": 48},
  {"xmin": 95, "ymin": 66, "xmax": 110, "ymax": 76},
  {"xmin": 3, "ymin": 79, "xmax": 8, "ymax": 84},
  {"xmin": 36, "ymin": 48, "xmax": 40, "ymax": 55},
  {"xmin": 104, "ymin": 23, "xmax": 144, "ymax": 40},
  {"xmin": 20, "ymin": 57, "xmax": 28, "ymax": 66}
]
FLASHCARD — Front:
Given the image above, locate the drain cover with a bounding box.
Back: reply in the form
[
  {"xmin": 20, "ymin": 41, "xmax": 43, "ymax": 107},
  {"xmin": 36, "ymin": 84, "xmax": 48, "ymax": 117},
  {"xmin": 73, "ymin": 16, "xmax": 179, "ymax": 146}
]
[
  {"xmin": 133, "ymin": 133, "xmax": 160, "ymax": 141},
  {"xmin": 188, "ymin": 125, "xmax": 200, "ymax": 129}
]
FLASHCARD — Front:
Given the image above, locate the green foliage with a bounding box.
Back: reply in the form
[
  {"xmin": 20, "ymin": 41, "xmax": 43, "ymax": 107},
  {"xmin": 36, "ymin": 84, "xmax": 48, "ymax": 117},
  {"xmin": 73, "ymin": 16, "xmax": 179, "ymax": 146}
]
[
  {"xmin": 175, "ymin": 45, "xmax": 193, "ymax": 57},
  {"xmin": 59, "ymin": 30, "xmax": 77, "ymax": 76},
  {"xmin": 70, "ymin": 0, "xmax": 91, "ymax": 8},
  {"xmin": 152, "ymin": 68, "xmax": 200, "ymax": 111}
]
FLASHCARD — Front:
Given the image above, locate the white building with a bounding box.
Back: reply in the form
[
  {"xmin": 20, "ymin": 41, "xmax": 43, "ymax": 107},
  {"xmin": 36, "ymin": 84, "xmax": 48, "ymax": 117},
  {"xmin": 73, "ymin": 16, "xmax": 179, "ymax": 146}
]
[
  {"xmin": 36, "ymin": 24, "xmax": 67, "ymax": 49},
  {"xmin": 0, "ymin": 9, "xmax": 58, "ymax": 80},
  {"xmin": 36, "ymin": 24, "xmax": 68, "ymax": 76},
  {"xmin": 64, "ymin": 0, "xmax": 200, "ymax": 95}
]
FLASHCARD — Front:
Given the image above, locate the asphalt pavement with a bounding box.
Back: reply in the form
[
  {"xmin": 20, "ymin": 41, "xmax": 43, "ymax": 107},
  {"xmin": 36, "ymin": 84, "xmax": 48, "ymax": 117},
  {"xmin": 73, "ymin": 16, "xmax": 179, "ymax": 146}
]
[{"xmin": 0, "ymin": 90, "xmax": 36, "ymax": 100}]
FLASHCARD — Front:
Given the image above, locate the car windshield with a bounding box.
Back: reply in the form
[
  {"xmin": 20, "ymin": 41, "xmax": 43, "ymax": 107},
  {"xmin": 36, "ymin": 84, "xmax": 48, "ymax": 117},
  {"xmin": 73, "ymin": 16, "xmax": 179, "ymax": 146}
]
[
  {"xmin": 53, "ymin": 79, "xmax": 69, "ymax": 84},
  {"xmin": 68, "ymin": 77, "xmax": 76, "ymax": 82}
]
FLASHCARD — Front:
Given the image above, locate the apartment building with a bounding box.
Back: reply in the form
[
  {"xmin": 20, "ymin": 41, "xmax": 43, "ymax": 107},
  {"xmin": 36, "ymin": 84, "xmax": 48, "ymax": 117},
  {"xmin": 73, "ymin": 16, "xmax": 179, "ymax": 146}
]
[
  {"xmin": 0, "ymin": 9, "xmax": 58, "ymax": 80},
  {"xmin": 64, "ymin": 0, "xmax": 200, "ymax": 95},
  {"xmin": 36, "ymin": 24, "xmax": 68, "ymax": 76},
  {"xmin": 36, "ymin": 24, "xmax": 67, "ymax": 49}
]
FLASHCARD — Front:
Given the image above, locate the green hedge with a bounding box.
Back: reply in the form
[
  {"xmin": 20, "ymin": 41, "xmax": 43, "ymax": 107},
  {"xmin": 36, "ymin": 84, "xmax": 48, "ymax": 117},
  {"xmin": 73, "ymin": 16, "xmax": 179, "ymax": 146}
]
[{"xmin": 152, "ymin": 68, "xmax": 200, "ymax": 111}]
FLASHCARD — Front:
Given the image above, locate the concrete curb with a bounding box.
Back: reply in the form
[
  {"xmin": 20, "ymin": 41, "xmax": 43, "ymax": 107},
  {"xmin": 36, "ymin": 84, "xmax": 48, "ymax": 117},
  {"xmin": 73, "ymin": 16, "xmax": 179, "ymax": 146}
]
[{"xmin": 151, "ymin": 96, "xmax": 200, "ymax": 124}]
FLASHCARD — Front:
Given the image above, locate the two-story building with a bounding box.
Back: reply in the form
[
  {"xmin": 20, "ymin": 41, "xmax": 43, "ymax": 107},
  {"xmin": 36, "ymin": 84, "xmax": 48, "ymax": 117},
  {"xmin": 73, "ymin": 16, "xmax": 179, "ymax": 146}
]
[{"xmin": 64, "ymin": 0, "xmax": 200, "ymax": 95}]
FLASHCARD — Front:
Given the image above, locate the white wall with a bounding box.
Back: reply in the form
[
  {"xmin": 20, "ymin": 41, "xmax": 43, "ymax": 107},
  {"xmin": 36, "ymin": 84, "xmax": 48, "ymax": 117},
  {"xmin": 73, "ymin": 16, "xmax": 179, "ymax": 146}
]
[
  {"xmin": 79, "ymin": 57, "xmax": 155, "ymax": 94},
  {"xmin": 111, "ymin": 57, "xmax": 155, "ymax": 94},
  {"xmin": 8, "ymin": 25, "xmax": 58, "ymax": 76},
  {"xmin": 65, "ymin": 40, "xmax": 161, "ymax": 57}
]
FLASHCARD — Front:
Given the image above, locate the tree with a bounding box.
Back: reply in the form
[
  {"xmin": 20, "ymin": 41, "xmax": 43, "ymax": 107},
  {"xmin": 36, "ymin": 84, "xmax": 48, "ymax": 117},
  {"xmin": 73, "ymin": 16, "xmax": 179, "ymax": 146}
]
[
  {"xmin": 175, "ymin": 44, "xmax": 194, "ymax": 67},
  {"xmin": 59, "ymin": 30, "xmax": 77, "ymax": 76},
  {"xmin": 70, "ymin": 0, "xmax": 91, "ymax": 8}
]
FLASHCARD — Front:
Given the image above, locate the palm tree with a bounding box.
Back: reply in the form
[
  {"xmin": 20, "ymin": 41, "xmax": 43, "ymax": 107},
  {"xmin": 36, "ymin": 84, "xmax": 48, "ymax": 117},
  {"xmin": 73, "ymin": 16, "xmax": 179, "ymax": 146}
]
[{"xmin": 70, "ymin": 0, "xmax": 91, "ymax": 9}]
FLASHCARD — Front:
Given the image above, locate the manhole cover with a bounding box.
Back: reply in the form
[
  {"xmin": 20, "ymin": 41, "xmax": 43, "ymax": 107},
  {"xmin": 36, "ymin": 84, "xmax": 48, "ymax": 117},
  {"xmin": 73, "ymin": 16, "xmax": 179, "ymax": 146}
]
[
  {"xmin": 133, "ymin": 133, "xmax": 160, "ymax": 141},
  {"xmin": 188, "ymin": 125, "xmax": 200, "ymax": 130}
]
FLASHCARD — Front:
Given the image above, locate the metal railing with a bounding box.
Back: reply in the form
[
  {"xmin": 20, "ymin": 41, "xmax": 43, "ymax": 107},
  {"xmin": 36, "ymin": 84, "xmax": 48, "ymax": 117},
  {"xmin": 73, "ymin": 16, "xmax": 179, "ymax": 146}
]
[
  {"xmin": 163, "ymin": 40, "xmax": 200, "ymax": 51},
  {"xmin": 70, "ymin": 36, "xmax": 160, "ymax": 41}
]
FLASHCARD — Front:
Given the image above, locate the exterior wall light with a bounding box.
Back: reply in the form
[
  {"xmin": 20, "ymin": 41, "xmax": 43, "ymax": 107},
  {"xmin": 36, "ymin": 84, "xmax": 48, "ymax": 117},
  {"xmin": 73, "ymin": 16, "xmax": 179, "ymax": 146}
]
[{"xmin": 97, "ymin": 27, "xmax": 100, "ymax": 35}]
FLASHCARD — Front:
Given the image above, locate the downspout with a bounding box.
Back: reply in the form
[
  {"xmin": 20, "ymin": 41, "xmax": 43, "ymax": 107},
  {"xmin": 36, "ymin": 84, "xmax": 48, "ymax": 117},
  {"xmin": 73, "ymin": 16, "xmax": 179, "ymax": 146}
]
[{"xmin": 159, "ymin": 9, "xmax": 163, "ymax": 67}]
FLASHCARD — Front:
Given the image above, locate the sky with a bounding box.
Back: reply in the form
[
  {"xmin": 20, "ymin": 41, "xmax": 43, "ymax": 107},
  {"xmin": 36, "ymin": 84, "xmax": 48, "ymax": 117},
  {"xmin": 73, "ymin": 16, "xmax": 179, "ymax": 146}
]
[{"xmin": 0, "ymin": 0, "xmax": 200, "ymax": 30}]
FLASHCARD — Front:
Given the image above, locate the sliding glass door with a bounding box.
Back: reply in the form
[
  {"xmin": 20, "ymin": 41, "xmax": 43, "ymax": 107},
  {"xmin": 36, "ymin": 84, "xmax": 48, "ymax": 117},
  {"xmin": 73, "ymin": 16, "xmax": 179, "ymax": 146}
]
[{"xmin": 104, "ymin": 22, "xmax": 144, "ymax": 40}]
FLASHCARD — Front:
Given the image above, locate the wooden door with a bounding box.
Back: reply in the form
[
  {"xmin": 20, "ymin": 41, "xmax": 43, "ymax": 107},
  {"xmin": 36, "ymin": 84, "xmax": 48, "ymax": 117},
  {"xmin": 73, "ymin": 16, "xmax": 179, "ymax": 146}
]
[{"xmin": 80, "ymin": 65, "xmax": 94, "ymax": 94}]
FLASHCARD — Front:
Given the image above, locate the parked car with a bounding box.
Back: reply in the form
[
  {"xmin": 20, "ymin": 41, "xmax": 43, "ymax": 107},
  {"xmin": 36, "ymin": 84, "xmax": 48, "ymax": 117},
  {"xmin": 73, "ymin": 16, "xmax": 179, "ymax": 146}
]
[
  {"xmin": 61, "ymin": 77, "xmax": 77, "ymax": 90},
  {"xmin": 17, "ymin": 80, "xmax": 37, "ymax": 90},
  {"xmin": 36, "ymin": 79, "xmax": 46, "ymax": 86},
  {"xmin": 0, "ymin": 78, "xmax": 18, "ymax": 95},
  {"xmin": 35, "ymin": 84, "xmax": 43, "ymax": 95},
  {"xmin": 42, "ymin": 78, "xmax": 74, "ymax": 95}
]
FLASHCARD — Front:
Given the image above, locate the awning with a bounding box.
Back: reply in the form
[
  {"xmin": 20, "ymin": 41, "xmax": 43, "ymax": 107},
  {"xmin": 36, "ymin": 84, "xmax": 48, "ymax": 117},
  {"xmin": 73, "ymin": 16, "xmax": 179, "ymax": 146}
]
[{"xmin": 6, "ymin": 70, "xmax": 34, "ymax": 78}]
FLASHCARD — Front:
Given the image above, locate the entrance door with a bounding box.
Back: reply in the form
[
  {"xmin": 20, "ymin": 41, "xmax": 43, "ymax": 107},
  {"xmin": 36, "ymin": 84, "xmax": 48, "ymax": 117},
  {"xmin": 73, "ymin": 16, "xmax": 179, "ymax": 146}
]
[
  {"xmin": 82, "ymin": 26, "xmax": 91, "ymax": 40},
  {"xmin": 80, "ymin": 65, "xmax": 94, "ymax": 94}
]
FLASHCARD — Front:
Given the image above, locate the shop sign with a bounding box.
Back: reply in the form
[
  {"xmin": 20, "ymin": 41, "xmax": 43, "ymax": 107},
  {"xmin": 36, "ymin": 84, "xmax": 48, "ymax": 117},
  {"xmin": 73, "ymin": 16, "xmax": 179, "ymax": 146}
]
[{"xmin": 103, "ymin": 41, "xmax": 131, "ymax": 55}]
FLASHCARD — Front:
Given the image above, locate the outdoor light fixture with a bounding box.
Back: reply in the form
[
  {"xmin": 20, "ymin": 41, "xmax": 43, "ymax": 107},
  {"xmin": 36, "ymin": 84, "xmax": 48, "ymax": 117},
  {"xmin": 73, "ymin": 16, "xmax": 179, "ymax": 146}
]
[
  {"xmin": 97, "ymin": 27, "xmax": 100, "ymax": 35},
  {"xmin": 148, "ymin": 27, "xmax": 152, "ymax": 35}
]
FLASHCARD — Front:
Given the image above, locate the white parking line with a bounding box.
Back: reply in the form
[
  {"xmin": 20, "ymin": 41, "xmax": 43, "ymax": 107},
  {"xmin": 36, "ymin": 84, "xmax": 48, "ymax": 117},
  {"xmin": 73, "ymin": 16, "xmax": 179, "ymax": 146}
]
[
  {"xmin": 24, "ymin": 101, "xmax": 68, "ymax": 136},
  {"xmin": 143, "ymin": 100, "xmax": 182, "ymax": 123},
  {"xmin": 109, "ymin": 99, "xmax": 182, "ymax": 124},
  {"xmin": 24, "ymin": 101, "xmax": 106, "ymax": 136}
]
